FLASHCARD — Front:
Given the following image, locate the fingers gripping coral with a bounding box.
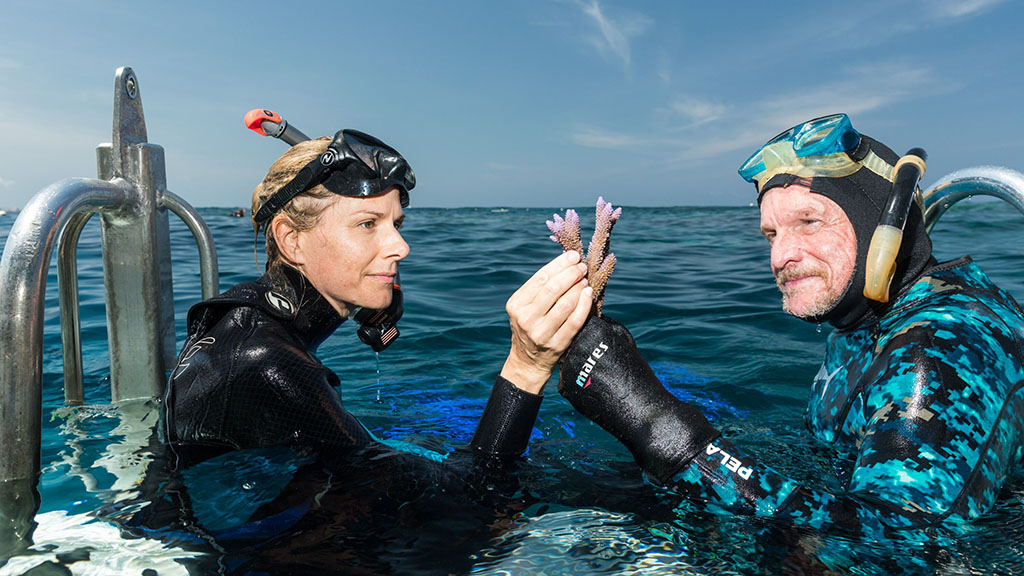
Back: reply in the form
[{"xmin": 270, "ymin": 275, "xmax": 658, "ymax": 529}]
[{"xmin": 546, "ymin": 197, "xmax": 621, "ymax": 315}]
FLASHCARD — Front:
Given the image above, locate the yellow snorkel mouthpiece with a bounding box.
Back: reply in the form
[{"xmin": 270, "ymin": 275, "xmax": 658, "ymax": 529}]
[{"xmin": 863, "ymin": 149, "xmax": 927, "ymax": 303}]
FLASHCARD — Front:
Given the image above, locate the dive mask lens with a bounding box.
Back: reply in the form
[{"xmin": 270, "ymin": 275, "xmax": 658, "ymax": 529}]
[
  {"xmin": 333, "ymin": 130, "xmax": 414, "ymax": 205},
  {"xmin": 738, "ymin": 113, "xmax": 859, "ymax": 184},
  {"xmin": 792, "ymin": 114, "xmax": 856, "ymax": 157}
]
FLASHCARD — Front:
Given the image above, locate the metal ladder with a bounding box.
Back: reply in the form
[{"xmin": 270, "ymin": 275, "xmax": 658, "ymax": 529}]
[{"xmin": 0, "ymin": 67, "xmax": 218, "ymax": 550}]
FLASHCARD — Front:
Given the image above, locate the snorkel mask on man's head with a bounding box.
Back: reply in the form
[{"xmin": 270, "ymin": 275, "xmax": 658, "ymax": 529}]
[
  {"xmin": 738, "ymin": 113, "xmax": 896, "ymax": 197},
  {"xmin": 738, "ymin": 113, "xmax": 934, "ymax": 327},
  {"xmin": 253, "ymin": 128, "xmax": 416, "ymax": 225}
]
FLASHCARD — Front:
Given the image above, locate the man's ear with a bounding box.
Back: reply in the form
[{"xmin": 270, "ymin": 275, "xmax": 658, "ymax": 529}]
[{"xmin": 271, "ymin": 215, "xmax": 304, "ymax": 267}]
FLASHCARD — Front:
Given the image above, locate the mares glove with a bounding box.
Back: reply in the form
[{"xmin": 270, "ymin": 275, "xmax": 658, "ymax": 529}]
[{"xmin": 558, "ymin": 314, "xmax": 721, "ymax": 485}]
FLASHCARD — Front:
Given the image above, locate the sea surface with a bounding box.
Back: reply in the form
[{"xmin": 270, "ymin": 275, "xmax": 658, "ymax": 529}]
[{"xmin": 2, "ymin": 201, "xmax": 1024, "ymax": 575}]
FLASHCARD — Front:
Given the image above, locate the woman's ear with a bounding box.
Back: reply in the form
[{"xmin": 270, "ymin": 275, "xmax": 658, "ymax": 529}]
[{"xmin": 271, "ymin": 215, "xmax": 304, "ymax": 267}]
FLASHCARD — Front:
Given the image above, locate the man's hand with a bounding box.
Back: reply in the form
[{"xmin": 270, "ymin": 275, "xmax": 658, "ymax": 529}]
[{"xmin": 500, "ymin": 251, "xmax": 593, "ymax": 394}]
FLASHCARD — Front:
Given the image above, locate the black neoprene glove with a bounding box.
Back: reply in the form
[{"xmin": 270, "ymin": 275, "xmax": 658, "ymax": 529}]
[{"xmin": 558, "ymin": 314, "xmax": 721, "ymax": 485}]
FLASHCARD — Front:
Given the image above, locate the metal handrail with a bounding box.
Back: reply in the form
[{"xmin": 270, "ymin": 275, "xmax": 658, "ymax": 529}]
[
  {"xmin": 161, "ymin": 189, "xmax": 220, "ymax": 300},
  {"xmin": 922, "ymin": 166, "xmax": 1024, "ymax": 231},
  {"xmin": 0, "ymin": 68, "xmax": 219, "ymax": 554},
  {"xmin": 56, "ymin": 190, "xmax": 220, "ymax": 405},
  {"xmin": 1, "ymin": 177, "xmax": 133, "ymax": 477}
]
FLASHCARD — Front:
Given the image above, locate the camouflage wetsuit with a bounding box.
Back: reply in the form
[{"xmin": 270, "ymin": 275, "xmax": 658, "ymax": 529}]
[
  {"xmin": 560, "ymin": 257, "xmax": 1024, "ymax": 539},
  {"xmin": 670, "ymin": 257, "xmax": 1024, "ymax": 536}
]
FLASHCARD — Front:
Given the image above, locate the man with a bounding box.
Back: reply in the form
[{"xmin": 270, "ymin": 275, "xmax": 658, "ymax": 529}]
[{"xmin": 558, "ymin": 114, "xmax": 1024, "ymax": 537}]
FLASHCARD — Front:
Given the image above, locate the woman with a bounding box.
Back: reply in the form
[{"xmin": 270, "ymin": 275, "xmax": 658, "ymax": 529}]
[{"xmin": 162, "ymin": 128, "xmax": 592, "ymax": 468}]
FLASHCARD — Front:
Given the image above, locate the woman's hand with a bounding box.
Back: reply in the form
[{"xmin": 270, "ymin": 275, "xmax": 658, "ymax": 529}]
[{"xmin": 500, "ymin": 250, "xmax": 593, "ymax": 394}]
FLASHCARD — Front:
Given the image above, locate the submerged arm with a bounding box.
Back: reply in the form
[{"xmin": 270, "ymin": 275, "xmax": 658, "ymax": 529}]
[{"xmin": 559, "ymin": 314, "xmax": 1023, "ymax": 537}]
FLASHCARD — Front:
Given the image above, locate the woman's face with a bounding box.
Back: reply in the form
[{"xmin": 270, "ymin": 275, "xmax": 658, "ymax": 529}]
[{"xmin": 291, "ymin": 188, "xmax": 409, "ymax": 317}]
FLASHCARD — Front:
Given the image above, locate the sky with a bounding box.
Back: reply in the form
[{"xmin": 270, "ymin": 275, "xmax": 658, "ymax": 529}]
[{"xmin": 1, "ymin": 0, "xmax": 1021, "ymax": 209}]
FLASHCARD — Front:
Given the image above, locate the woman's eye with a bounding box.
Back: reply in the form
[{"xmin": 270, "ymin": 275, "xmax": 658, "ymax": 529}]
[{"xmin": 359, "ymin": 220, "xmax": 376, "ymax": 229}]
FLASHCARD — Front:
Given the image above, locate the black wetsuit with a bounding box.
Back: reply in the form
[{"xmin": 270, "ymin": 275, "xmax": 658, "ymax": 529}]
[
  {"xmin": 163, "ymin": 265, "xmax": 540, "ymax": 465},
  {"xmin": 143, "ymin": 266, "xmax": 546, "ymax": 572}
]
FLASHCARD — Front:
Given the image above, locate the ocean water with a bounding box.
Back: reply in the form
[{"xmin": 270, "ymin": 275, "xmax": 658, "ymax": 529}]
[{"xmin": 1, "ymin": 200, "xmax": 1024, "ymax": 574}]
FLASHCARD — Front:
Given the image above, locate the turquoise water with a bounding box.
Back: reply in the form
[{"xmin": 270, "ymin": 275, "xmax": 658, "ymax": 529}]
[{"xmin": 2, "ymin": 201, "xmax": 1024, "ymax": 574}]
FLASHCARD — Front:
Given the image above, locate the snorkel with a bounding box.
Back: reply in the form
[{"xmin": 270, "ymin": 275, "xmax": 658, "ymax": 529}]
[
  {"xmin": 244, "ymin": 108, "xmax": 311, "ymax": 146},
  {"xmin": 245, "ymin": 108, "xmax": 408, "ymax": 352},
  {"xmin": 863, "ymin": 148, "xmax": 927, "ymax": 302}
]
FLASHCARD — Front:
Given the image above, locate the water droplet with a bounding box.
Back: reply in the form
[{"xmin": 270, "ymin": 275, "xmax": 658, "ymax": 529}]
[{"xmin": 375, "ymin": 352, "xmax": 383, "ymax": 403}]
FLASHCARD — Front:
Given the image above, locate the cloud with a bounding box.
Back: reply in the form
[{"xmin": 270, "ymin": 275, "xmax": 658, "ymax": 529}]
[
  {"xmin": 0, "ymin": 176, "xmax": 13, "ymax": 188},
  {"xmin": 657, "ymin": 96, "xmax": 728, "ymax": 129},
  {"xmin": 571, "ymin": 95, "xmax": 725, "ymax": 150},
  {"xmin": 929, "ymin": 0, "xmax": 1007, "ymax": 19},
  {"xmin": 570, "ymin": 61, "xmax": 945, "ymax": 173},
  {"xmin": 577, "ymin": 0, "xmax": 652, "ymax": 67},
  {"xmin": 570, "ymin": 126, "xmax": 649, "ymax": 150},
  {"xmin": 673, "ymin": 62, "xmax": 945, "ymax": 165}
]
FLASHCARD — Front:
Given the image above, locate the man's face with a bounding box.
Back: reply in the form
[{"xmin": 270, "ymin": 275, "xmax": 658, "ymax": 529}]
[{"xmin": 759, "ymin": 184, "xmax": 857, "ymax": 319}]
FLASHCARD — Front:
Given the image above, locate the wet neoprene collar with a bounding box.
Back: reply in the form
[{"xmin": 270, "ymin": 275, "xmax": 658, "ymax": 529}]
[{"xmin": 188, "ymin": 265, "xmax": 345, "ymax": 351}]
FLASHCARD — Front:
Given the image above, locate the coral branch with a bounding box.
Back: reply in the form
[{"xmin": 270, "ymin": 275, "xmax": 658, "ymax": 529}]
[
  {"xmin": 591, "ymin": 253, "xmax": 616, "ymax": 316},
  {"xmin": 546, "ymin": 209, "xmax": 584, "ymax": 255},
  {"xmin": 546, "ymin": 197, "xmax": 622, "ymax": 316},
  {"xmin": 586, "ymin": 196, "xmax": 621, "ymax": 285}
]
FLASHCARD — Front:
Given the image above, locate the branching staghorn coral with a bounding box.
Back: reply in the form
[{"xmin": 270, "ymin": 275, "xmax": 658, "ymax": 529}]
[{"xmin": 546, "ymin": 197, "xmax": 622, "ymax": 315}]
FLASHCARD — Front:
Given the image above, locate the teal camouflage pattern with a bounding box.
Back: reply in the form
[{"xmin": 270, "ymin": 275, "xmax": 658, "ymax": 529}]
[{"xmin": 668, "ymin": 257, "xmax": 1024, "ymax": 538}]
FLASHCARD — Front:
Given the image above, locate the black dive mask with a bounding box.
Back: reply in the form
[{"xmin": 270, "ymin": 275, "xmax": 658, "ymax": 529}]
[{"xmin": 253, "ymin": 129, "xmax": 415, "ymax": 225}]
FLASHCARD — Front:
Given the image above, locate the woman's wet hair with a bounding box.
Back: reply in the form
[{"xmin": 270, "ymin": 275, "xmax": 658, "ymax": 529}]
[{"xmin": 251, "ymin": 137, "xmax": 337, "ymax": 276}]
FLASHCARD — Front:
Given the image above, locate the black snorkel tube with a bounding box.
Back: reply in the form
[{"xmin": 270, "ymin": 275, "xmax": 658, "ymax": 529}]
[
  {"xmin": 244, "ymin": 108, "xmax": 405, "ymax": 352},
  {"xmin": 863, "ymin": 148, "xmax": 927, "ymax": 302}
]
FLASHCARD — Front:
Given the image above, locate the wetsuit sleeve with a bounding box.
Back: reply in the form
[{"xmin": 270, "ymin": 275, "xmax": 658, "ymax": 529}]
[
  {"xmin": 560, "ymin": 313, "xmax": 1024, "ymax": 536},
  {"xmin": 470, "ymin": 376, "xmax": 543, "ymax": 458},
  {"xmin": 558, "ymin": 315, "xmax": 721, "ymax": 483}
]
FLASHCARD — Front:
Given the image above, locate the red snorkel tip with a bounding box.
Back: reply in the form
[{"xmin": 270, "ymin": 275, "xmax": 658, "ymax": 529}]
[
  {"xmin": 243, "ymin": 108, "xmax": 310, "ymax": 146},
  {"xmin": 244, "ymin": 109, "xmax": 283, "ymax": 137}
]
